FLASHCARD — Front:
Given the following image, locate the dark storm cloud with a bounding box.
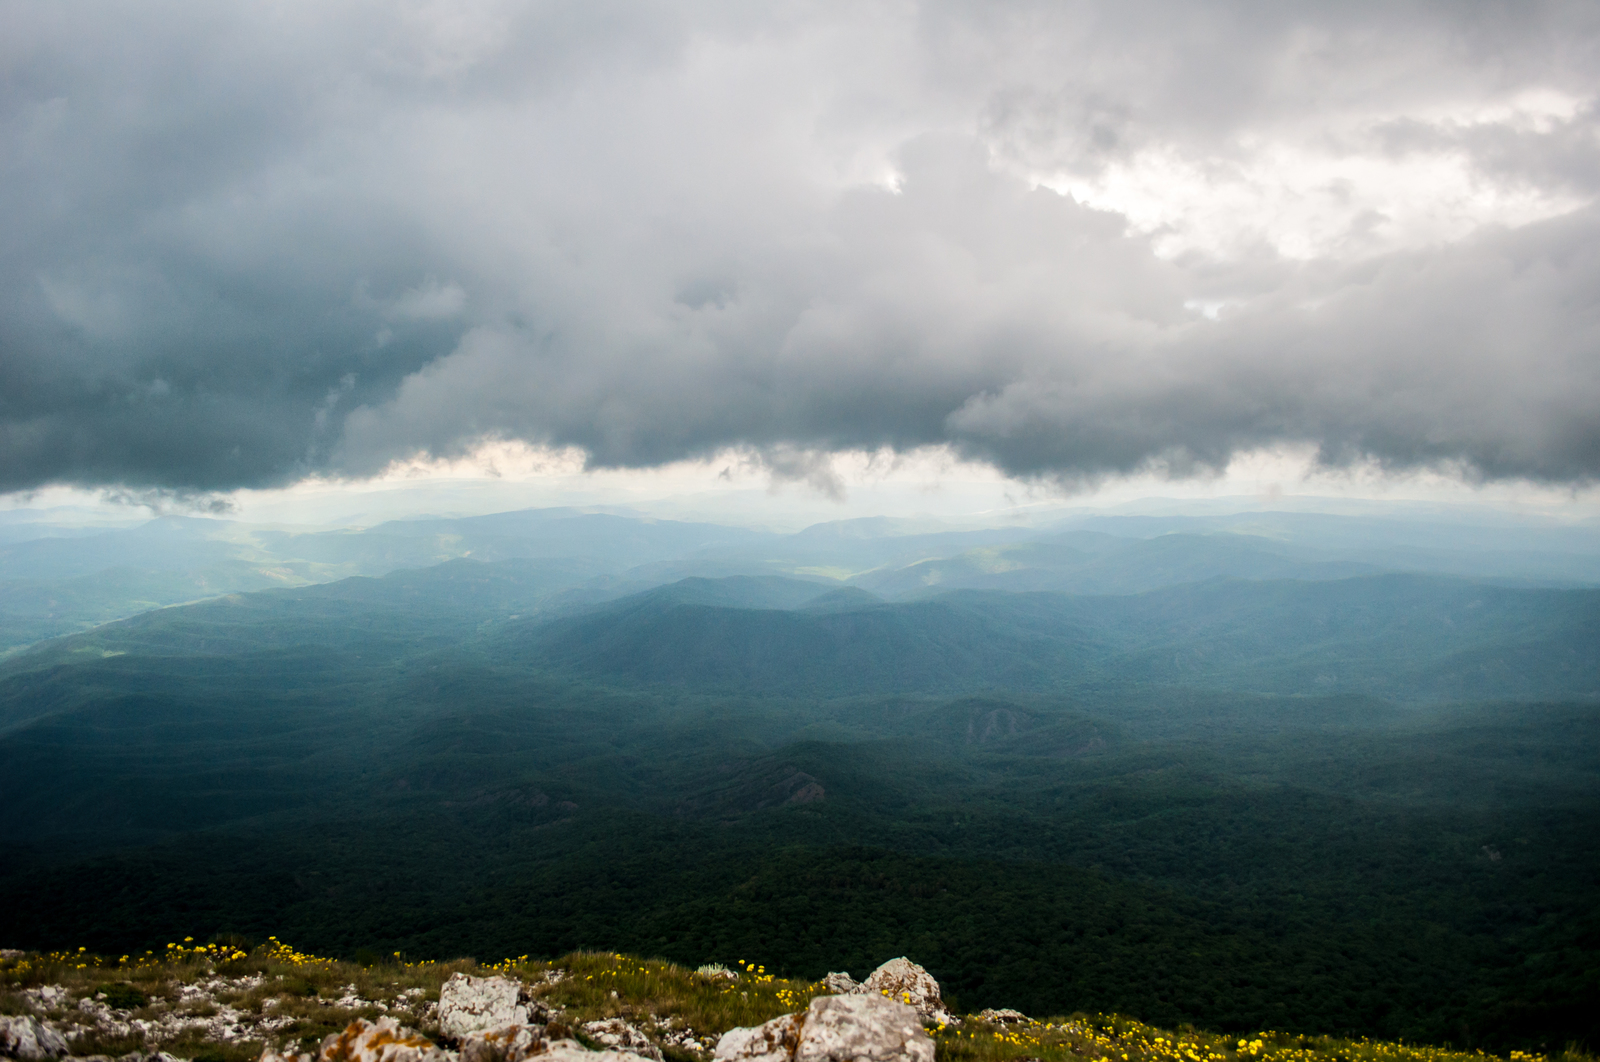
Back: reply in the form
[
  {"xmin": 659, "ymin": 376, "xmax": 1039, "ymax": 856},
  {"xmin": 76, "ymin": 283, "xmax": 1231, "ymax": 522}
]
[{"xmin": 3, "ymin": 0, "xmax": 1599, "ymax": 493}]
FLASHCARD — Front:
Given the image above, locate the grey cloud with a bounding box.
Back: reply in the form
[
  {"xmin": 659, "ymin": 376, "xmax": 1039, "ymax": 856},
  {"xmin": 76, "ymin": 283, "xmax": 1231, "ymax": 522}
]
[
  {"xmin": 949, "ymin": 208, "xmax": 1600, "ymax": 482},
  {"xmin": 3, "ymin": 0, "xmax": 1599, "ymax": 494}
]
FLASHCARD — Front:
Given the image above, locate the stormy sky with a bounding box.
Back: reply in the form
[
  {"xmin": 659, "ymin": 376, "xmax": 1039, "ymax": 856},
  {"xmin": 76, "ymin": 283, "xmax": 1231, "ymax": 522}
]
[{"xmin": 4, "ymin": 0, "xmax": 1600, "ymax": 499}]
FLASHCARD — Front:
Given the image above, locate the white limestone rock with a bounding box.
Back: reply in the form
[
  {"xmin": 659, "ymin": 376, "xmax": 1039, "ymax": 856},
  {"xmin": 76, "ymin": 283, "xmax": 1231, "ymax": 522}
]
[
  {"xmin": 438, "ymin": 975, "xmax": 530, "ymax": 1041},
  {"xmin": 580, "ymin": 1020, "xmax": 661, "ymax": 1062},
  {"xmin": 819, "ymin": 974, "xmax": 858, "ymax": 995},
  {"xmin": 460, "ymin": 1023, "xmax": 549, "ymax": 1062},
  {"xmin": 794, "ymin": 995, "xmax": 933, "ymax": 1062},
  {"xmin": 540, "ymin": 1042, "xmax": 656, "ymax": 1062},
  {"xmin": 22, "ymin": 986, "xmax": 70, "ymax": 1012},
  {"xmin": 712, "ymin": 1012, "xmax": 804, "ymax": 1062},
  {"xmin": 714, "ymin": 994, "xmax": 933, "ymax": 1062},
  {"xmin": 0, "ymin": 1015, "xmax": 70, "ymax": 1060},
  {"xmin": 854, "ymin": 959, "xmax": 957, "ymax": 1027},
  {"xmin": 976, "ymin": 1009, "xmax": 1030, "ymax": 1026},
  {"xmin": 317, "ymin": 1017, "xmax": 452, "ymax": 1062}
]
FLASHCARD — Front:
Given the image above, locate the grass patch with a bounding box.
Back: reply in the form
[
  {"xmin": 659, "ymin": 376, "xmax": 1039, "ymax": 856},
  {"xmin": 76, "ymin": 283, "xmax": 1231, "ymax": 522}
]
[
  {"xmin": 527, "ymin": 953, "xmax": 826, "ymax": 1038},
  {"xmin": 934, "ymin": 1016, "xmax": 1600, "ymax": 1062},
  {"xmin": 66, "ymin": 1027, "xmax": 150, "ymax": 1057},
  {"xmin": 161, "ymin": 1034, "xmax": 266, "ymax": 1062},
  {"xmin": 94, "ymin": 982, "xmax": 149, "ymax": 1010}
]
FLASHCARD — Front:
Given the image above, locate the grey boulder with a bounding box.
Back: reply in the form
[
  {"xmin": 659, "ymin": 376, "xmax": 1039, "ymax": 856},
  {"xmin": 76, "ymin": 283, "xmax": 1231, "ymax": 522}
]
[
  {"xmin": 460, "ymin": 1023, "xmax": 549, "ymax": 1062},
  {"xmin": 712, "ymin": 1012, "xmax": 805, "ymax": 1062},
  {"xmin": 715, "ymin": 994, "xmax": 933, "ymax": 1062},
  {"xmin": 315, "ymin": 1017, "xmax": 452, "ymax": 1062},
  {"xmin": 0, "ymin": 1015, "xmax": 69, "ymax": 1060},
  {"xmin": 854, "ymin": 959, "xmax": 956, "ymax": 1027},
  {"xmin": 438, "ymin": 975, "xmax": 531, "ymax": 1041}
]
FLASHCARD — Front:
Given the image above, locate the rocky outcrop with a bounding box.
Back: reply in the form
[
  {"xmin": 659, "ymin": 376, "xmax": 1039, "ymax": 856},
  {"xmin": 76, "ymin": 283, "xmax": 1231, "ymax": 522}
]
[
  {"xmin": 853, "ymin": 959, "xmax": 956, "ymax": 1027},
  {"xmin": 8, "ymin": 954, "xmax": 956, "ymax": 1062},
  {"xmin": 262, "ymin": 1018, "xmax": 658, "ymax": 1062},
  {"xmin": 976, "ymin": 1008, "xmax": 1031, "ymax": 1025},
  {"xmin": 0, "ymin": 1015, "xmax": 70, "ymax": 1060},
  {"xmin": 438, "ymin": 976, "xmax": 533, "ymax": 1041},
  {"xmin": 714, "ymin": 994, "xmax": 932, "ymax": 1062}
]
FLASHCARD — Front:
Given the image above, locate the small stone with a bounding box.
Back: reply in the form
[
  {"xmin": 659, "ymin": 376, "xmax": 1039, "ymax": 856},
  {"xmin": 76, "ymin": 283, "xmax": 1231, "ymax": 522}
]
[
  {"xmin": 854, "ymin": 958, "xmax": 957, "ymax": 1027},
  {"xmin": 259, "ymin": 1050, "xmax": 314, "ymax": 1062},
  {"xmin": 319, "ymin": 1017, "xmax": 451, "ymax": 1062},
  {"xmin": 438, "ymin": 975, "xmax": 530, "ymax": 1041},
  {"xmin": 819, "ymin": 974, "xmax": 858, "ymax": 995},
  {"xmin": 581, "ymin": 1019, "xmax": 662, "ymax": 1062},
  {"xmin": 976, "ymin": 1009, "xmax": 1031, "ymax": 1025}
]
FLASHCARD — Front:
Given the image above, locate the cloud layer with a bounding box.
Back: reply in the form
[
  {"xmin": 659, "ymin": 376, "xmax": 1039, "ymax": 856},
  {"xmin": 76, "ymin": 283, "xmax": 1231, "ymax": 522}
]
[{"xmin": 4, "ymin": 0, "xmax": 1599, "ymax": 493}]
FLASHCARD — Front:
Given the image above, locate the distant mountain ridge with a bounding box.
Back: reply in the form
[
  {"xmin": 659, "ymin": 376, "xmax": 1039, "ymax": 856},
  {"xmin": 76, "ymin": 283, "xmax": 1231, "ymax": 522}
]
[
  {"xmin": 4, "ymin": 503, "xmax": 1598, "ymax": 657},
  {"xmin": 501, "ymin": 571, "xmax": 1600, "ymax": 702}
]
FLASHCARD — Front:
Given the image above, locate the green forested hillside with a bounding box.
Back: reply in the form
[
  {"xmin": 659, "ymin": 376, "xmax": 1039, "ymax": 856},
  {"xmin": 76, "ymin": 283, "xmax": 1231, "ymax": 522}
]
[
  {"xmin": 0, "ymin": 566, "xmax": 1595, "ymax": 1052},
  {"xmin": 512, "ymin": 573, "xmax": 1600, "ymax": 701}
]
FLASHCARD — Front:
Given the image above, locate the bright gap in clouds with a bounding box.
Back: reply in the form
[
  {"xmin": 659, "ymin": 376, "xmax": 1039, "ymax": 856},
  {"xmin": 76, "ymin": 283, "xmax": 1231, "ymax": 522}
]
[
  {"xmin": 1021, "ymin": 90, "xmax": 1593, "ymax": 261},
  {"xmin": 9, "ymin": 443, "xmax": 1597, "ymax": 533}
]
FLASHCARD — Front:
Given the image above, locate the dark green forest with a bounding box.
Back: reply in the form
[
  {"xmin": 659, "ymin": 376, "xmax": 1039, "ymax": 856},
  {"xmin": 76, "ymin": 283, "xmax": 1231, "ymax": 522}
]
[{"xmin": 1, "ymin": 558, "xmax": 1596, "ymax": 1052}]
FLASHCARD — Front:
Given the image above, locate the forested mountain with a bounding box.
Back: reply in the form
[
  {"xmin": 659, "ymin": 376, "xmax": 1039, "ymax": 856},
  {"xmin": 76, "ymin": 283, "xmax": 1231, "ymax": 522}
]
[{"xmin": 1, "ymin": 559, "xmax": 1595, "ymax": 1051}]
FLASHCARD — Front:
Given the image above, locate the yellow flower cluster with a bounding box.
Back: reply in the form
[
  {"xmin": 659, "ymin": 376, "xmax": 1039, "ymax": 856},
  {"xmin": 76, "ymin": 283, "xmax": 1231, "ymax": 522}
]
[
  {"xmin": 484, "ymin": 955, "xmax": 533, "ymax": 974},
  {"xmin": 2, "ymin": 937, "xmax": 259, "ymax": 982},
  {"xmin": 261, "ymin": 937, "xmax": 337, "ymax": 968},
  {"xmin": 0, "ymin": 947, "xmax": 104, "ymax": 977},
  {"xmin": 732, "ymin": 960, "xmax": 774, "ymax": 985},
  {"xmin": 164, "ymin": 938, "xmax": 250, "ymax": 963}
]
